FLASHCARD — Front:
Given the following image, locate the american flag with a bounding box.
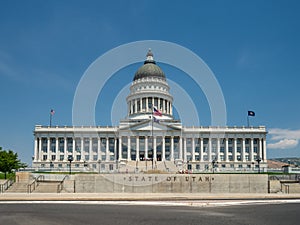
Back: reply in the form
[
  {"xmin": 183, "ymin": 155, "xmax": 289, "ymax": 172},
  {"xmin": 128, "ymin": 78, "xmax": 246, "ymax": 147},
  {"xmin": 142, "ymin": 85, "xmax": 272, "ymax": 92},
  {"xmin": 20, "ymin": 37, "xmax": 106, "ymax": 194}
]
[
  {"xmin": 50, "ymin": 109, "xmax": 55, "ymax": 115},
  {"xmin": 153, "ymin": 107, "xmax": 162, "ymax": 116}
]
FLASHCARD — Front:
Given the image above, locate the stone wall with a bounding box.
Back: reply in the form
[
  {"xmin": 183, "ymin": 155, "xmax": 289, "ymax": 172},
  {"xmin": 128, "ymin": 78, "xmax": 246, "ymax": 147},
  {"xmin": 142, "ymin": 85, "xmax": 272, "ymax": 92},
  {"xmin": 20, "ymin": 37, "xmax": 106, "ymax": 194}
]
[{"xmin": 73, "ymin": 174, "xmax": 268, "ymax": 193}]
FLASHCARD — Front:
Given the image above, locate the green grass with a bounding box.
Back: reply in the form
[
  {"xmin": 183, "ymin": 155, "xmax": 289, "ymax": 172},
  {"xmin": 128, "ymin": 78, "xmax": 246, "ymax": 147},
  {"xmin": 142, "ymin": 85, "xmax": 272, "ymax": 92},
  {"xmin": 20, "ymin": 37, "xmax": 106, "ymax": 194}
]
[{"xmin": 0, "ymin": 172, "xmax": 15, "ymax": 180}]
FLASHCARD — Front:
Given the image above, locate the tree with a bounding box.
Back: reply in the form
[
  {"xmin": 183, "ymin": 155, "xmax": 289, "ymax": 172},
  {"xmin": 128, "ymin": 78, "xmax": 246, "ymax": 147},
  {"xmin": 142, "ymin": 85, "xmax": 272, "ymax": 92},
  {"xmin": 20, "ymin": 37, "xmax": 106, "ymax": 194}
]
[{"xmin": 0, "ymin": 147, "xmax": 26, "ymax": 179}]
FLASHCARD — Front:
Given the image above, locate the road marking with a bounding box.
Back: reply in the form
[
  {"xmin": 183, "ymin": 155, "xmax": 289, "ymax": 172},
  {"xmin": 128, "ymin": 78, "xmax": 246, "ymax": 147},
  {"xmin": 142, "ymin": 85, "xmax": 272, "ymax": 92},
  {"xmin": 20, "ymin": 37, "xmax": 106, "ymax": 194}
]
[{"xmin": 1, "ymin": 199, "xmax": 300, "ymax": 207}]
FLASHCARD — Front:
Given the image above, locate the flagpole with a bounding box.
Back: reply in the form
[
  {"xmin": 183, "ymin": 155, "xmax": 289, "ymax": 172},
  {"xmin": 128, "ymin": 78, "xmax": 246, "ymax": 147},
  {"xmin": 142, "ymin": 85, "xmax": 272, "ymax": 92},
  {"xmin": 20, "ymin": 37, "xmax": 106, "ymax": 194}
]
[
  {"xmin": 50, "ymin": 113, "xmax": 52, "ymax": 127},
  {"xmin": 247, "ymin": 115, "xmax": 249, "ymax": 127}
]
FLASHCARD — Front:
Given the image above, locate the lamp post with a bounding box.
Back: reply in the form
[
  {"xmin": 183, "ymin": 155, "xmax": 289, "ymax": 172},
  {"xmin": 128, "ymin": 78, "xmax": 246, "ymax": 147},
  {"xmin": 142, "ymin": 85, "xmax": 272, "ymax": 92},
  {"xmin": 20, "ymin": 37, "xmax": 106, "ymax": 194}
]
[
  {"xmin": 256, "ymin": 156, "xmax": 261, "ymax": 174},
  {"xmin": 68, "ymin": 155, "xmax": 73, "ymax": 175},
  {"xmin": 98, "ymin": 159, "xmax": 101, "ymax": 174},
  {"xmin": 50, "ymin": 161, "xmax": 53, "ymax": 171},
  {"xmin": 212, "ymin": 158, "xmax": 218, "ymax": 174}
]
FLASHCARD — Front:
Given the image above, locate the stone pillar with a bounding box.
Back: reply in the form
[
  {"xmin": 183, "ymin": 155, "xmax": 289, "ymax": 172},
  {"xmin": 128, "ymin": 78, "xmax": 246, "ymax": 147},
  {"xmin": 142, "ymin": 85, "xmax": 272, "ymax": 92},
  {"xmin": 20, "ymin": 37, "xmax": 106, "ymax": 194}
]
[
  {"xmin": 136, "ymin": 136, "xmax": 139, "ymax": 161},
  {"xmin": 89, "ymin": 137, "xmax": 93, "ymax": 162},
  {"xmin": 208, "ymin": 138, "xmax": 212, "ymax": 161},
  {"xmin": 170, "ymin": 102, "xmax": 172, "ymax": 115},
  {"xmin": 64, "ymin": 137, "xmax": 67, "ymax": 161},
  {"xmin": 114, "ymin": 138, "xmax": 117, "ymax": 161},
  {"xmin": 34, "ymin": 137, "xmax": 38, "ymax": 162},
  {"xmin": 183, "ymin": 137, "xmax": 187, "ymax": 162},
  {"xmin": 192, "ymin": 137, "xmax": 195, "ymax": 161},
  {"xmin": 145, "ymin": 136, "xmax": 148, "ymax": 159},
  {"xmin": 98, "ymin": 137, "xmax": 101, "ymax": 161},
  {"xmin": 127, "ymin": 136, "xmax": 131, "ymax": 161},
  {"xmin": 263, "ymin": 138, "xmax": 267, "ymax": 162},
  {"xmin": 72, "ymin": 138, "xmax": 76, "ymax": 159},
  {"xmin": 233, "ymin": 138, "xmax": 237, "ymax": 162},
  {"xmin": 170, "ymin": 136, "xmax": 174, "ymax": 161},
  {"xmin": 225, "ymin": 138, "xmax": 229, "ymax": 162},
  {"xmin": 106, "ymin": 137, "xmax": 109, "ymax": 162},
  {"xmin": 179, "ymin": 137, "xmax": 182, "ymax": 160},
  {"xmin": 38, "ymin": 137, "xmax": 42, "ymax": 162},
  {"xmin": 118, "ymin": 137, "xmax": 122, "ymax": 160},
  {"xmin": 242, "ymin": 138, "xmax": 246, "ymax": 162},
  {"xmin": 47, "ymin": 137, "xmax": 50, "ymax": 161},
  {"xmin": 200, "ymin": 138, "xmax": 203, "ymax": 161},
  {"xmin": 146, "ymin": 98, "xmax": 149, "ymax": 112},
  {"xmin": 250, "ymin": 138, "xmax": 254, "ymax": 161},
  {"xmin": 217, "ymin": 138, "xmax": 220, "ymax": 161},
  {"xmin": 163, "ymin": 99, "xmax": 166, "ymax": 113},
  {"xmin": 130, "ymin": 100, "xmax": 133, "ymax": 115},
  {"xmin": 55, "ymin": 137, "xmax": 59, "ymax": 162},
  {"xmin": 162, "ymin": 136, "xmax": 166, "ymax": 161}
]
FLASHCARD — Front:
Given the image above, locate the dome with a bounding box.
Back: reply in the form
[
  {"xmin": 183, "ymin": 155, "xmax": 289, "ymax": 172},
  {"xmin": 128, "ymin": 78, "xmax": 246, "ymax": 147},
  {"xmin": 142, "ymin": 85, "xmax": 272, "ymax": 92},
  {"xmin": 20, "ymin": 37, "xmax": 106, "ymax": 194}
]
[{"xmin": 133, "ymin": 50, "xmax": 166, "ymax": 81}]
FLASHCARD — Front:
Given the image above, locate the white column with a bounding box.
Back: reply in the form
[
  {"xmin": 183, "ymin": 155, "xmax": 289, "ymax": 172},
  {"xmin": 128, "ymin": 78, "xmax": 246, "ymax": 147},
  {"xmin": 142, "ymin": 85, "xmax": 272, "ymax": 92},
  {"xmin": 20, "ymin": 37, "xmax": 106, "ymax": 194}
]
[
  {"xmin": 130, "ymin": 100, "xmax": 133, "ymax": 115},
  {"xmin": 98, "ymin": 137, "xmax": 101, "ymax": 161},
  {"xmin": 225, "ymin": 138, "xmax": 229, "ymax": 162},
  {"xmin": 217, "ymin": 138, "xmax": 220, "ymax": 161},
  {"xmin": 263, "ymin": 138, "xmax": 267, "ymax": 162},
  {"xmin": 55, "ymin": 137, "xmax": 59, "ymax": 162},
  {"xmin": 183, "ymin": 138, "xmax": 187, "ymax": 162},
  {"xmin": 80, "ymin": 138, "xmax": 84, "ymax": 154},
  {"xmin": 136, "ymin": 136, "xmax": 139, "ymax": 161},
  {"xmin": 200, "ymin": 138, "xmax": 204, "ymax": 161},
  {"xmin": 170, "ymin": 102, "xmax": 172, "ymax": 115},
  {"xmin": 242, "ymin": 138, "xmax": 246, "ymax": 162},
  {"xmin": 34, "ymin": 137, "xmax": 38, "ymax": 162},
  {"xmin": 47, "ymin": 137, "xmax": 50, "ymax": 161},
  {"xmin": 163, "ymin": 100, "xmax": 166, "ymax": 113},
  {"xmin": 259, "ymin": 138, "xmax": 262, "ymax": 160},
  {"xmin": 166, "ymin": 101, "xmax": 169, "ymax": 114},
  {"xmin": 89, "ymin": 137, "xmax": 93, "ymax": 162},
  {"xmin": 64, "ymin": 137, "xmax": 67, "ymax": 161},
  {"xmin": 114, "ymin": 138, "xmax": 117, "ymax": 161},
  {"xmin": 179, "ymin": 137, "xmax": 182, "ymax": 160},
  {"xmin": 192, "ymin": 137, "xmax": 195, "ymax": 161},
  {"xmin": 153, "ymin": 136, "xmax": 157, "ymax": 161},
  {"xmin": 170, "ymin": 136, "xmax": 174, "ymax": 161},
  {"xmin": 233, "ymin": 138, "xmax": 237, "ymax": 162},
  {"xmin": 127, "ymin": 136, "xmax": 131, "ymax": 161},
  {"xmin": 208, "ymin": 138, "xmax": 212, "ymax": 161},
  {"xmin": 106, "ymin": 137, "xmax": 110, "ymax": 162},
  {"xmin": 145, "ymin": 136, "xmax": 148, "ymax": 159},
  {"xmin": 146, "ymin": 98, "xmax": 149, "ymax": 112},
  {"xmin": 250, "ymin": 138, "xmax": 254, "ymax": 162},
  {"xmin": 134, "ymin": 99, "xmax": 137, "ymax": 113},
  {"xmin": 162, "ymin": 136, "xmax": 166, "ymax": 161},
  {"xmin": 118, "ymin": 137, "xmax": 122, "ymax": 160},
  {"xmin": 38, "ymin": 137, "xmax": 42, "ymax": 161},
  {"xmin": 72, "ymin": 138, "xmax": 76, "ymax": 159}
]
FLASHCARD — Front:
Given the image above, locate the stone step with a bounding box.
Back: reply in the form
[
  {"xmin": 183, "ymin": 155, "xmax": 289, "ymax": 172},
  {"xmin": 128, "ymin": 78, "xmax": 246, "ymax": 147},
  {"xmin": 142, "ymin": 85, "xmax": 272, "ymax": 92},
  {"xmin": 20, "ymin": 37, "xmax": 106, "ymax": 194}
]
[
  {"xmin": 33, "ymin": 181, "xmax": 61, "ymax": 193},
  {"xmin": 5, "ymin": 182, "xmax": 29, "ymax": 193}
]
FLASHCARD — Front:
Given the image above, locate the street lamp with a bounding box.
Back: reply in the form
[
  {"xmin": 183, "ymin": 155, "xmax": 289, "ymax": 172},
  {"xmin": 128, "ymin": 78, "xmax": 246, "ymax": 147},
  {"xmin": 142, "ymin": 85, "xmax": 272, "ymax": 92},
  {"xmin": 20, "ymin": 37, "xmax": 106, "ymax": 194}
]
[
  {"xmin": 98, "ymin": 159, "xmax": 101, "ymax": 174},
  {"xmin": 212, "ymin": 158, "xmax": 218, "ymax": 174},
  {"xmin": 68, "ymin": 155, "xmax": 73, "ymax": 175},
  {"xmin": 50, "ymin": 161, "xmax": 53, "ymax": 171},
  {"xmin": 256, "ymin": 156, "xmax": 262, "ymax": 174}
]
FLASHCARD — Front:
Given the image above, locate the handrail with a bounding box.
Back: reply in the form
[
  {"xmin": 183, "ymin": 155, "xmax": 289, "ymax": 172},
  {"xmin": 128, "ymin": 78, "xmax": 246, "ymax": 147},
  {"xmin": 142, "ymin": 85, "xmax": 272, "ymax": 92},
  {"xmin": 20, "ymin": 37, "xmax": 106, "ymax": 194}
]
[
  {"xmin": 57, "ymin": 175, "xmax": 68, "ymax": 193},
  {"xmin": 27, "ymin": 175, "xmax": 44, "ymax": 193},
  {"xmin": 0, "ymin": 177, "xmax": 15, "ymax": 193}
]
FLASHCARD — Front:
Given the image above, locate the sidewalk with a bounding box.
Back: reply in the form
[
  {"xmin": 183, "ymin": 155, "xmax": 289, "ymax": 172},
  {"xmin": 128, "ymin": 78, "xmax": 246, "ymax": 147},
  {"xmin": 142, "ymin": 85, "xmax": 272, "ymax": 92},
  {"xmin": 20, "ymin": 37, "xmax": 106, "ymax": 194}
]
[{"xmin": 1, "ymin": 193, "xmax": 300, "ymax": 201}]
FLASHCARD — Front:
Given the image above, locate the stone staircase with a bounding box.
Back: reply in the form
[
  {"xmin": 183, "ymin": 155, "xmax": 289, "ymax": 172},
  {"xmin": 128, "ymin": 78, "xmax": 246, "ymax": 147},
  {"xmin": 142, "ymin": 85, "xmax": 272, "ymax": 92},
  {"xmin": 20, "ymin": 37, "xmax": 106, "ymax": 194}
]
[
  {"xmin": 4, "ymin": 182, "xmax": 30, "ymax": 193},
  {"xmin": 33, "ymin": 181, "xmax": 61, "ymax": 193}
]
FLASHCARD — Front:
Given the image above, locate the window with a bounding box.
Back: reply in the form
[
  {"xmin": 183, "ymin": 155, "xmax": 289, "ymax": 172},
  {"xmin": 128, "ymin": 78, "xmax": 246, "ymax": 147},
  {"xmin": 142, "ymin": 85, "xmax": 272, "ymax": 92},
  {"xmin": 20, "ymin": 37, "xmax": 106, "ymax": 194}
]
[
  {"xmin": 60, "ymin": 155, "xmax": 64, "ymax": 161},
  {"xmin": 43, "ymin": 155, "xmax": 47, "ymax": 161},
  {"xmin": 76, "ymin": 155, "xmax": 81, "ymax": 161}
]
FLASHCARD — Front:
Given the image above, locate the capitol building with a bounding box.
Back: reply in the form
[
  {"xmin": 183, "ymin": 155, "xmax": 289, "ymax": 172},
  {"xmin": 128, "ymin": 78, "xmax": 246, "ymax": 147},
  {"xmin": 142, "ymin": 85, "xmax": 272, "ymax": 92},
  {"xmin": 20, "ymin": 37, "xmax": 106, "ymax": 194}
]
[{"xmin": 32, "ymin": 50, "xmax": 267, "ymax": 173}]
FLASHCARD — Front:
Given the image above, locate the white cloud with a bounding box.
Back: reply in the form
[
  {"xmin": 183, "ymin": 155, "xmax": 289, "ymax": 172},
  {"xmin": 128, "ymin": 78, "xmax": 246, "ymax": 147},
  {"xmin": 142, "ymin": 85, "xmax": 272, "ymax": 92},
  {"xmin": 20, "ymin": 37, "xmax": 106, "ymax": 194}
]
[
  {"xmin": 267, "ymin": 139, "xmax": 298, "ymax": 149},
  {"xmin": 267, "ymin": 128, "xmax": 300, "ymax": 150}
]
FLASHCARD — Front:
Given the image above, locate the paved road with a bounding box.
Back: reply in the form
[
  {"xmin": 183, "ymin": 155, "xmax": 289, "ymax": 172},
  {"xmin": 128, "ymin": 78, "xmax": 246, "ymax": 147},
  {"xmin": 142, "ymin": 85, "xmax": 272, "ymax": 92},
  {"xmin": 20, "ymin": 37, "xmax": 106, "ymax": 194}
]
[{"xmin": 0, "ymin": 202, "xmax": 299, "ymax": 225}]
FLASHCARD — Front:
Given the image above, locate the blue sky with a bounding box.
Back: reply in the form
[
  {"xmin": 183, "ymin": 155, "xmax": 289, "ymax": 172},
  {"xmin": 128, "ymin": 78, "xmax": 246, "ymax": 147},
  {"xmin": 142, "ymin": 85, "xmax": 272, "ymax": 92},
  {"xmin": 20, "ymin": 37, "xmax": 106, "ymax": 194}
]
[{"xmin": 0, "ymin": 0, "xmax": 300, "ymax": 164}]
